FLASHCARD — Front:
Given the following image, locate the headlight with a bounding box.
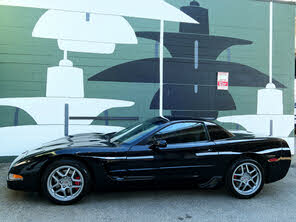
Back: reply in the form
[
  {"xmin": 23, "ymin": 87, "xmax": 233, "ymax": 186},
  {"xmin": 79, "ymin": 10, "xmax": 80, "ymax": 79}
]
[
  {"xmin": 9, "ymin": 154, "xmax": 26, "ymax": 169},
  {"xmin": 9, "ymin": 153, "xmax": 31, "ymax": 171},
  {"xmin": 13, "ymin": 160, "xmax": 31, "ymax": 167},
  {"xmin": 8, "ymin": 174, "xmax": 23, "ymax": 181}
]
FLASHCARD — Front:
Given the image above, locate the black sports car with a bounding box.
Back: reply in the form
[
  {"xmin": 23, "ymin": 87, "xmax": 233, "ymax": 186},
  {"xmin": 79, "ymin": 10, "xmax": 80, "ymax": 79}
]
[{"xmin": 7, "ymin": 117, "xmax": 291, "ymax": 204}]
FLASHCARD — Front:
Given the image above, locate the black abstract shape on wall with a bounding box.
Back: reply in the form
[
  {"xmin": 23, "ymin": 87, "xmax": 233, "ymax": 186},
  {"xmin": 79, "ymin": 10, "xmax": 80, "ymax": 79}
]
[
  {"xmin": 135, "ymin": 33, "xmax": 252, "ymax": 61},
  {"xmin": 89, "ymin": 1, "xmax": 286, "ymax": 119},
  {"xmin": 89, "ymin": 58, "xmax": 285, "ymax": 88}
]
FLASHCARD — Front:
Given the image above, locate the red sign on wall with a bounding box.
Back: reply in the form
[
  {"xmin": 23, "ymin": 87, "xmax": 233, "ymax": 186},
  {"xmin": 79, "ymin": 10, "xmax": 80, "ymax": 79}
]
[{"xmin": 217, "ymin": 72, "xmax": 229, "ymax": 90}]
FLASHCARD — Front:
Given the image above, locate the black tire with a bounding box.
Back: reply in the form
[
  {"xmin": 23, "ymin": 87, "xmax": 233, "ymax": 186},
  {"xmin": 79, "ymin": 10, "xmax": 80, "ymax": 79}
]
[
  {"xmin": 41, "ymin": 158, "xmax": 91, "ymax": 205},
  {"xmin": 225, "ymin": 158, "xmax": 264, "ymax": 199}
]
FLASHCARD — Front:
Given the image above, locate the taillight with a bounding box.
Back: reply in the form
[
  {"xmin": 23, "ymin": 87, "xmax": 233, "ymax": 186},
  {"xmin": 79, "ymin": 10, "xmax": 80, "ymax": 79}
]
[{"xmin": 268, "ymin": 158, "xmax": 280, "ymax": 163}]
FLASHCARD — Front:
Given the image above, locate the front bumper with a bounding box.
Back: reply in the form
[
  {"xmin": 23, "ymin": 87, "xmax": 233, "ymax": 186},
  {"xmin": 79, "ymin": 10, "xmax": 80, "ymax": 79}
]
[
  {"xmin": 7, "ymin": 180, "xmax": 26, "ymax": 191},
  {"xmin": 7, "ymin": 158, "xmax": 45, "ymax": 192},
  {"xmin": 7, "ymin": 172, "xmax": 41, "ymax": 192}
]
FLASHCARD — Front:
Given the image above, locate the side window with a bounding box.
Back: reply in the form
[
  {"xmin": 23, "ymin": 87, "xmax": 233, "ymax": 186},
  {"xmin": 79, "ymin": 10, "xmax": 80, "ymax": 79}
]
[
  {"xmin": 154, "ymin": 122, "xmax": 208, "ymax": 144},
  {"xmin": 207, "ymin": 123, "xmax": 233, "ymax": 140}
]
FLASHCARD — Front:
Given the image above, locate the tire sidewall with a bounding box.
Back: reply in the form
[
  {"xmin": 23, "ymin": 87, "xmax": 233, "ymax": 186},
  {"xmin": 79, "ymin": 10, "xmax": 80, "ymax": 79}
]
[
  {"xmin": 41, "ymin": 159, "xmax": 91, "ymax": 205},
  {"xmin": 225, "ymin": 158, "xmax": 265, "ymax": 199}
]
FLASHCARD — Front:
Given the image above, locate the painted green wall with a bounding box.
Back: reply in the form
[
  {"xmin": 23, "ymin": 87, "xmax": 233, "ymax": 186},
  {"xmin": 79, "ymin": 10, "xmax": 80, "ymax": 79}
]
[{"xmin": 0, "ymin": 0, "xmax": 294, "ymax": 129}]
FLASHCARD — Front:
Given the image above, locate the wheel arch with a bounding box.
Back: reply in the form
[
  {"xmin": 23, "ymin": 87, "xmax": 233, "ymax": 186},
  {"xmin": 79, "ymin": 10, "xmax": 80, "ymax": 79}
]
[
  {"xmin": 39, "ymin": 154, "xmax": 98, "ymax": 190},
  {"xmin": 223, "ymin": 153, "xmax": 267, "ymax": 181}
]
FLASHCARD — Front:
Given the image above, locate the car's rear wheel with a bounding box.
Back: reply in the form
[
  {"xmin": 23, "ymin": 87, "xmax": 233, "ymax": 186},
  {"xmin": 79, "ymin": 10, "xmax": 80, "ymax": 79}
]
[
  {"xmin": 41, "ymin": 159, "xmax": 91, "ymax": 205},
  {"xmin": 225, "ymin": 158, "xmax": 264, "ymax": 199}
]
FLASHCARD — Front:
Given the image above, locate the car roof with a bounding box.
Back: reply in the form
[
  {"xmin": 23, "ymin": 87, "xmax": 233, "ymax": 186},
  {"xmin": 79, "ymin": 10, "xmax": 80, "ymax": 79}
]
[{"xmin": 150, "ymin": 116, "xmax": 215, "ymax": 125}]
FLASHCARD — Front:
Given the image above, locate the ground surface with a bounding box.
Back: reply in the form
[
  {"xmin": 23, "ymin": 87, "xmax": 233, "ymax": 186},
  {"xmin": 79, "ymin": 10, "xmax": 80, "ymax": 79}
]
[{"xmin": 0, "ymin": 160, "xmax": 295, "ymax": 222}]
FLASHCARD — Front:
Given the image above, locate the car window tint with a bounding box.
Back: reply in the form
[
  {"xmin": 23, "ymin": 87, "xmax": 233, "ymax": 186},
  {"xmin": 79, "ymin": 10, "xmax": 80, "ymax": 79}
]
[
  {"xmin": 207, "ymin": 124, "xmax": 233, "ymax": 140},
  {"xmin": 110, "ymin": 118, "xmax": 166, "ymax": 144},
  {"xmin": 154, "ymin": 122, "xmax": 207, "ymax": 144}
]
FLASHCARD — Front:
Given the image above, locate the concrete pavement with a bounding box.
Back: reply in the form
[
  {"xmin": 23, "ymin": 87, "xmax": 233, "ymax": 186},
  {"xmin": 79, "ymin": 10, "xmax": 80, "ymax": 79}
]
[{"xmin": 0, "ymin": 160, "xmax": 295, "ymax": 222}]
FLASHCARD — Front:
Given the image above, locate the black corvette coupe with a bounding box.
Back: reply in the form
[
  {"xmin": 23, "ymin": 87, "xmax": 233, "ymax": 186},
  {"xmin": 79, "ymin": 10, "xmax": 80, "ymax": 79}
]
[{"xmin": 7, "ymin": 117, "xmax": 291, "ymax": 204}]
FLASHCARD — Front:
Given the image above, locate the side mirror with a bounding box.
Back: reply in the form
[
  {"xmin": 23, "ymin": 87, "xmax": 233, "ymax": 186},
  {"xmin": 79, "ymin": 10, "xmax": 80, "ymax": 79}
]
[{"xmin": 150, "ymin": 139, "xmax": 167, "ymax": 149}]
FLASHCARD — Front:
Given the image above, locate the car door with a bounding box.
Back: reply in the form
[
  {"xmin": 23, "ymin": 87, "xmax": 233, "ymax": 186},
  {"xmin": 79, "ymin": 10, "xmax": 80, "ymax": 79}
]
[
  {"xmin": 151, "ymin": 122, "xmax": 218, "ymax": 180},
  {"xmin": 125, "ymin": 143, "xmax": 159, "ymax": 181}
]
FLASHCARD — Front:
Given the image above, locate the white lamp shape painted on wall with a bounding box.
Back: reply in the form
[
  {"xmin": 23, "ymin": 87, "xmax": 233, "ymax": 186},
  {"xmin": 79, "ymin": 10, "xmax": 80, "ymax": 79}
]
[
  {"xmin": 218, "ymin": 0, "xmax": 294, "ymax": 154},
  {"xmin": 33, "ymin": 10, "xmax": 138, "ymax": 52},
  {"xmin": 32, "ymin": 10, "xmax": 138, "ymax": 98},
  {"xmin": 0, "ymin": 0, "xmax": 199, "ymax": 117}
]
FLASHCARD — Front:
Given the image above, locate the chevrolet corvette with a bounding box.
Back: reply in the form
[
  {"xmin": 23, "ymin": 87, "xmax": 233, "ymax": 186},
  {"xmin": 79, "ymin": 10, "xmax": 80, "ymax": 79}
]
[{"xmin": 7, "ymin": 117, "xmax": 291, "ymax": 204}]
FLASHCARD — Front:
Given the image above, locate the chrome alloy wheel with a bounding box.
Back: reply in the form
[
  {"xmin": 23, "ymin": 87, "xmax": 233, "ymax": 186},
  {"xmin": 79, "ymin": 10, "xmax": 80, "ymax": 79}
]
[
  {"xmin": 232, "ymin": 162, "xmax": 262, "ymax": 196},
  {"xmin": 47, "ymin": 166, "xmax": 84, "ymax": 202}
]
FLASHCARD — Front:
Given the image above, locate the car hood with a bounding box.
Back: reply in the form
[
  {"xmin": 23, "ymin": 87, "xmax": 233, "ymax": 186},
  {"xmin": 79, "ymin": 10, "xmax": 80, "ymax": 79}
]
[
  {"xmin": 21, "ymin": 133, "xmax": 116, "ymax": 159},
  {"xmin": 42, "ymin": 132, "xmax": 110, "ymax": 146}
]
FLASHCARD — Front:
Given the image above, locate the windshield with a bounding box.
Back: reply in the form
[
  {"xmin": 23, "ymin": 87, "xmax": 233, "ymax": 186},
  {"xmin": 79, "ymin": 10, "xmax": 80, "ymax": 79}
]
[{"xmin": 110, "ymin": 118, "xmax": 165, "ymax": 144}]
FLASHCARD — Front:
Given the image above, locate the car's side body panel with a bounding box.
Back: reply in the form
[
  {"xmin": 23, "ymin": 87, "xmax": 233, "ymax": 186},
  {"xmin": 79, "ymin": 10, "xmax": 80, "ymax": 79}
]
[
  {"xmin": 213, "ymin": 137, "xmax": 291, "ymax": 183},
  {"xmin": 126, "ymin": 141, "xmax": 218, "ymax": 181}
]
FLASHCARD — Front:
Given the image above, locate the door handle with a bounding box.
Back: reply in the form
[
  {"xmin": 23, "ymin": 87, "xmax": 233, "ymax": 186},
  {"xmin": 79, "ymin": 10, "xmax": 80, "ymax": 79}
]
[{"xmin": 208, "ymin": 148, "xmax": 213, "ymax": 152}]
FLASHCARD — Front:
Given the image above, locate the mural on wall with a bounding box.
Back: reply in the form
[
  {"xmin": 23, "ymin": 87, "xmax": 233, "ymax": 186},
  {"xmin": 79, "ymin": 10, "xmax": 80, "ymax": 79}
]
[
  {"xmin": 0, "ymin": 0, "xmax": 197, "ymax": 156},
  {"xmin": 89, "ymin": 1, "xmax": 294, "ymax": 152},
  {"xmin": 0, "ymin": 0, "xmax": 294, "ymax": 155},
  {"xmin": 89, "ymin": 1, "xmax": 285, "ymax": 119}
]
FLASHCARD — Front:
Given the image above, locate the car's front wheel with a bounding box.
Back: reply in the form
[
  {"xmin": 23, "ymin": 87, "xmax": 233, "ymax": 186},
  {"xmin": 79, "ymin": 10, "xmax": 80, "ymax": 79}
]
[
  {"xmin": 41, "ymin": 159, "xmax": 91, "ymax": 205},
  {"xmin": 225, "ymin": 158, "xmax": 264, "ymax": 199}
]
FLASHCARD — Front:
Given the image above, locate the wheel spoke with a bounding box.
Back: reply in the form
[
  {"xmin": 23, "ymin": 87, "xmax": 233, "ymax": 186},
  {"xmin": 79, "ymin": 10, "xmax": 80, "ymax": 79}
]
[
  {"xmin": 52, "ymin": 183, "xmax": 59, "ymax": 189},
  {"xmin": 64, "ymin": 168, "xmax": 70, "ymax": 176},
  {"xmin": 71, "ymin": 170, "xmax": 77, "ymax": 180},
  {"xmin": 72, "ymin": 185, "xmax": 82, "ymax": 189},
  {"xmin": 234, "ymin": 173, "xmax": 243, "ymax": 177},
  {"xmin": 69, "ymin": 188, "xmax": 73, "ymax": 196},
  {"xmin": 249, "ymin": 178, "xmax": 255, "ymax": 185},
  {"xmin": 52, "ymin": 175, "xmax": 59, "ymax": 182},
  {"xmin": 240, "ymin": 165, "xmax": 244, "ymax": 174},
  {"xmin": 56, "ymin": 170, "xmax": 64, "ymax": 177},
  {"xmin": 62, "ymin": 189, "xmax": 67, "ymax": 198},
  {"xmin": 55, "ymin": 188, "xmax": 62, "ymax": 193},
  {"xmin": 246, "ymin": 165, "xmax": 250, "ymax": 173},
  {"xmin": 252, "ymin": 173, "xmax": 259, "ymax": 179},
  {"xmin": 242, "ymin": 183, "xmax": 248, "ymax": 191},
  {"xmin": 237, "ymin": 182, "xmax": 243, "ymax": 189}
]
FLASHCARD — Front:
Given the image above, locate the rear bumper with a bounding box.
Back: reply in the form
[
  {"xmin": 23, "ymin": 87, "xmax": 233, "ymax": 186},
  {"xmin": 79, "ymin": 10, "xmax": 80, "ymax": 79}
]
[
  {"xmin": 265, "ymin": 149, "xmax": 291, "ymax": 183},
  {"xmin": 265, "ymin": 161, "xmax": 291, "ymax": 183}
]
